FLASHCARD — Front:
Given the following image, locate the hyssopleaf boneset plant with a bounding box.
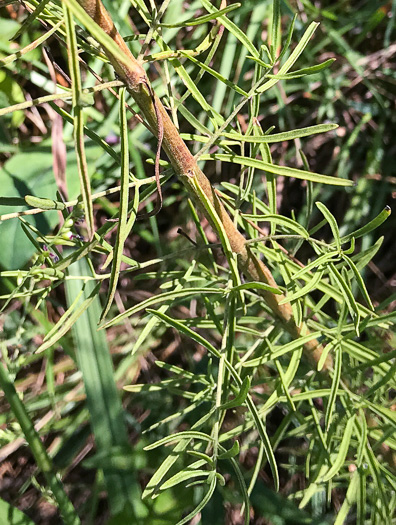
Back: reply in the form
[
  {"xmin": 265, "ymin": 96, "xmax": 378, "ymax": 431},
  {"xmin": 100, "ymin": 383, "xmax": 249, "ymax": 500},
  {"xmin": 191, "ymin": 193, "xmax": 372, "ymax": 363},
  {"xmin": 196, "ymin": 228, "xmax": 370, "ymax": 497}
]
[{"xmin": 0, "ymin": 1, "xmax": 394, "ymax": 524}]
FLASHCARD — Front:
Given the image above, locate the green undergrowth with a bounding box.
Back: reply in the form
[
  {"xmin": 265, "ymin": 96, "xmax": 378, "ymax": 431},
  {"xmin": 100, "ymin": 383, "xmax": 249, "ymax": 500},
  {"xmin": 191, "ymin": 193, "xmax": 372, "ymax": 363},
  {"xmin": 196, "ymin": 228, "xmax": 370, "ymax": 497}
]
[{"xmin": 0, "ymin": 1, "xmax": 395, "ymax": 524}]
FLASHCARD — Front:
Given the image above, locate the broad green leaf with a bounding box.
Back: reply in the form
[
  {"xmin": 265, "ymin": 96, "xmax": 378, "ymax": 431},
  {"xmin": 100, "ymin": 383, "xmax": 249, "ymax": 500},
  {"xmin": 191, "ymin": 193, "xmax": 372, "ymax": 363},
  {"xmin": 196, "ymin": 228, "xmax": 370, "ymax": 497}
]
[
  {"xmin": 0, "ymin": 143, "xmax": 89, "ymax": 269},
  {"xmin": 0, "ymin": 497, "xmax": 35, "ymax": 525}
]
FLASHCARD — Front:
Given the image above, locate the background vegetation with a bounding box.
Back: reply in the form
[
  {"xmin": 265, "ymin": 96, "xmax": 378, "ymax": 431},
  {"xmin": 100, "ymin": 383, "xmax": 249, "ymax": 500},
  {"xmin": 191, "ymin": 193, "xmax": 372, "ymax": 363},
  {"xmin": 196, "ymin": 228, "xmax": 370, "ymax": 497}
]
[{"xmin": 0, "ymin": 0, "xmax": 395, "ymax": 524}]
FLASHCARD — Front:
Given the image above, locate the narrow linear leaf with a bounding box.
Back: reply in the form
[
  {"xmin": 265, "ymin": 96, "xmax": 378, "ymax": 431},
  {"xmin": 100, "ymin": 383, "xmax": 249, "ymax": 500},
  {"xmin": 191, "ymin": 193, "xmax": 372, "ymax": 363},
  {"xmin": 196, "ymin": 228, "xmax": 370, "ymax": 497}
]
[
  {"xmin": 342, "ymin": 254, "xmax": 374, "ymax": 310},
  {"xmin": 175, "ymin": 477, "xmax": 217, "ymax": 525},
  {"xmin": 340, "ymin": 206, "xmax": 391, "ymax": 244},
  {"xmin": 100, "ymin": 88, "xmax": 133, "ymax": 320},
  {"xmin": 37, "ymin": 284, "xmax": 100, "ymax": 353},
  {"xmin": 257, "ymin": 22, "xmax": 319, "ymax": 94},
  {"xmin": 218, "ymin": 440, "xmax": 240, "ymax": 460},
  {"xmin": 220, "ymin": 376, "xmax": 250, "ymax": 410},
  {"xmin": 322, "ymin": 415, "xmax": 356, "ymax": 482},
  {"xmin": 180, "ymin": 52, "xmax": 248, "ymax": 97},
  {"xmin": 203, "ymin": 154, "xmax": 354, "ymax": 186},
  {"xmin": 279, "ymin": 268, "xmax": 324, "ymax": 305},
  {"xmin": 230, "ymin": 281, "xmax": 282, "ymax": 295},
  {"xmin": 223, "ymin": 123, "xmax": 338, "ymax": 143},
  {"xmin": 267, "ymin": 58, "xmax": 335, "ymax": 79},
  {"xmin": 243, "ymin": 213, "xmax": 309, "ymax": 238},
  {"xmin": 100, "ymin": 287, "xmax": 224, "ymax": 329},
  {"xmin": 334, "ymin": 470, "xmax": 360, "ymax": 525},
  {"xmin": 160, "ymin": 469, "xmax": 210, "ymax": 491},
  {"xmin": 201, "ymin": 0, "xmax": 260, "ymax": 58},
  {"xmin": 161, "ymin": 4, "xmax": 241, "ymax": 28},
  {"xmin": 329, "ymin": 263, "xmax": 360, "ymax": 333},
  {"xmin": 144, "ymin": 431, "xmax": 213, "ymax": 451},
  {"xmin": 325, "ymin": 344, "xmax": 342, "ymax": 430},
  {"xmin": 149, "ymin": 309, "xmax": 279, "ymax": 488},
  {"xmin": 316, "ymin": 201, "xmax": 341, "ymax": 251},
  {"xmin": 241, "ymin": 332, "xmax": 322, "ymax": 366},
  {"xmin": 142, "ymin": 439, "xmax": 191, "ymax": 500}
]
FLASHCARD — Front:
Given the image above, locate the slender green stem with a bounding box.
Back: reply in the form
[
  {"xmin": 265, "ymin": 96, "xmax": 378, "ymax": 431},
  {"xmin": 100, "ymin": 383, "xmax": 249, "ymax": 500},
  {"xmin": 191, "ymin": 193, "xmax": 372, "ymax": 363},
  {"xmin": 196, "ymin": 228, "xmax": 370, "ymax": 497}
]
[{"xmin": 0, "ymin": 359, "xmax": 81, "ymax": 525}]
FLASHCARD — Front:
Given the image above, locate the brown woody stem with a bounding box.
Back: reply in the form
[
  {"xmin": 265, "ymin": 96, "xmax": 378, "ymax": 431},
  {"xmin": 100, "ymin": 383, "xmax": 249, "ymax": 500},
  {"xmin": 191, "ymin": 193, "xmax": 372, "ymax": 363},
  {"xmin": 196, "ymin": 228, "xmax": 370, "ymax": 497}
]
[{"xmin": 74, "ymin": 0, "xmax": 332, "ymax": 371}]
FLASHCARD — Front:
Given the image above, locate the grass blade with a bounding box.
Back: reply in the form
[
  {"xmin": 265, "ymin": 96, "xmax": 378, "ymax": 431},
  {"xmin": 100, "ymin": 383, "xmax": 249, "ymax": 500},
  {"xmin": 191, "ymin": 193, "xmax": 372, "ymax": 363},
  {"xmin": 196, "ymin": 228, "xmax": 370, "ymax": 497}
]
[{"xmin": 65, "ymin": 256, "xmax": 147, "ymax": 519}]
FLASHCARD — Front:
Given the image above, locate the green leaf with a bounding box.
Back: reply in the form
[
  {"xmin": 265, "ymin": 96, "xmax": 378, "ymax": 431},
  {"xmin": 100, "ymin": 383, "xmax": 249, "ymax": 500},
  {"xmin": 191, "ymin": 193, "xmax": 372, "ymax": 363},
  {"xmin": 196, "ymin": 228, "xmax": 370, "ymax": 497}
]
[
  {"xmin": 161, "ymin": 4, "xmax": 241, "ymax": 27},
  {"xmin": 243, "ymin": 213, "xmax": 309, "ymax": 238},
  {"xmin": 202, "ymin": 153, "xmax": 354, "ymax": 186},
  {"xmin": 316, "ymin": 201, "xmax": 341, "ymax": 251},
  {"xmin": 100, "ymin": 287, "xmax": 224, "ymax": 329},
  {"xmin": 180, "ymin": 52, "xmax": 248, "ymax": 97},
  {"xmin": 322, "ymin": 415, "xmax": 356, "ymax": 482},
  {"xmin": 100, "ymin": 88, "xmax": 138, "ymax": 320},
  {"xmin": 36, "ymin": 283, "xmax": 100, "ymax": 354},
  {"xmin": 230, "ymin": 281, "xmax": 282, "ymax": 295},
  {"xmin": 218, "ymin": 440, "xmax": 240, "ymax": 460},
  {"xmin": 160, "ymin": 469, "xmax": 210, "ymax": 491},
  {"xmin": 223, "ymin": 123, "xmax": 338, "ymax": 143},
  {"xmin": 267, "ymin": 58, "xmax": 335, "ymax": 79},
  {"xmin": 0, "ymin": 497, "xmax": 35, "ymax": 525},
  {"xmin": 65, "ymin": 256, "xmax": 147, "ymax": 518},
  {"xmin": 279, "ymin": 268, "xmax": 324, "ymax": 305},
  {"xmin": 0, "ymin": 144, "xmax": 91, "ymax": 269},
  {"xmin": 329, "ymin": 263, "xmax": 361, "ymax": 334},
  {"xmin": 201, "ymin": 0, "xmax": 260, "ymax": 58},
  {"xmin": 220, "ymin": 376, "xmax": 250, "ymax": 410},
  {"xmin": 339, "ymin": 206, "xmax": 391, "ymax": 245},
  {"xmin": 241, "ymin": 332, "xmax": 322, "ymax": 366},
  {"xmin": 144, "ymin": 431, "xmax": 214, "ymax": 450},
  {"xmin": 325, "ymin": 344, "xmax": 342, "ymax": 430}
]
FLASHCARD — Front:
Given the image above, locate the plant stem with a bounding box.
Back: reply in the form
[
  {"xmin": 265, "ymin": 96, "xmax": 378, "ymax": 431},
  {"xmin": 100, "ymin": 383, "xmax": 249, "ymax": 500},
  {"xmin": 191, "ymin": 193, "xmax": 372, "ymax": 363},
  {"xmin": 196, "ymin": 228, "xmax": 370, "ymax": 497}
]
[
  {"xmin": 71, "ymin": 0, "xmax": 332, "ymax": 370},
  {"xmin": 0, "ymin": 360, "xmax": 81, "ymax": 525}
]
